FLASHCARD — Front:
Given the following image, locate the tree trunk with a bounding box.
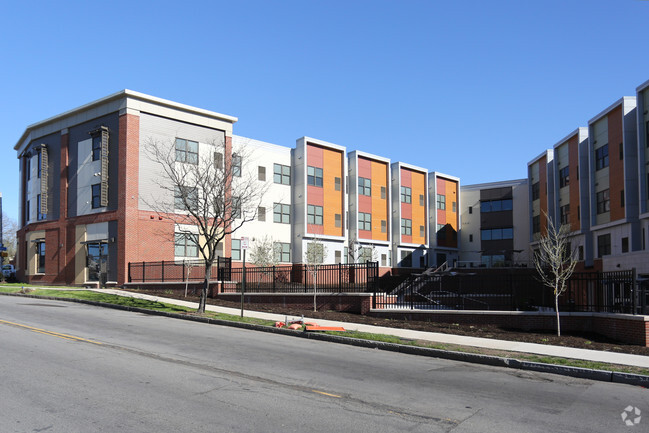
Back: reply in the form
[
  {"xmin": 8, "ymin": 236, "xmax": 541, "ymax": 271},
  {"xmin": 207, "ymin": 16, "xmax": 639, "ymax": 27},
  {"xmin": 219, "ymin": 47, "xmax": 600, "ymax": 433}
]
[
  {"xmin": 313, "ymin": 272, "xmax": 317, "ymax": 312},
  {"xmin": 555, "ymin": 292, "xmax": 561, "ymax": 337},
  {"xmin": 199, "ymin": 262, "xmax": 212, "ymax": 314}
]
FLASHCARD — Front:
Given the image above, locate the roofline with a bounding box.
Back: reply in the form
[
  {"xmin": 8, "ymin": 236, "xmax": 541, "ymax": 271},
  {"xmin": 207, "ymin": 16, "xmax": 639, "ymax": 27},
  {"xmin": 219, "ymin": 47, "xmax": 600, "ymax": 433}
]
[
  {"xmin": 348, "ymin": 149, "xmax": 391, "ymax": 164},
  {"xmin": 392, "ymin": 161, "xmax": 429, "ymax": 174},
  {"xmin": 527, "ymin": 149, "xmax": 553, "ymax": 166},
  {"xmin": 587, "ymin": 96, "xmax": 636, "ymax": 125},
  {"xmin": 14, "ymin": 89, "xmax": 238, "ymax": 151},
  {"xmin": 429, "ymin": 171, "xmax": 460, "ymax": 183},
  {"xmin": 551, "ymin": 126, "xmax": 588, "ymax": 150},
  {"xmin": 461, "ymin": 178, "xmax": 527, "ymax": 191},
  {"xmin": 636, "ymin": 78, "xmax": 649, "ymax": 93},
  {"xmin": 297, "ymin": 136, "xmax": 347, "ymax": 152}
]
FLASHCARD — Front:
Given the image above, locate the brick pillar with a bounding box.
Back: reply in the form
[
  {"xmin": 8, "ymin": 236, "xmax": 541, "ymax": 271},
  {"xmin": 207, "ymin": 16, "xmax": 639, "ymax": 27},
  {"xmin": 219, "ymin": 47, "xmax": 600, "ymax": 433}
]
[{"xmin": 117, "ymin": 112, "xmax": 140, "ymax": 284}]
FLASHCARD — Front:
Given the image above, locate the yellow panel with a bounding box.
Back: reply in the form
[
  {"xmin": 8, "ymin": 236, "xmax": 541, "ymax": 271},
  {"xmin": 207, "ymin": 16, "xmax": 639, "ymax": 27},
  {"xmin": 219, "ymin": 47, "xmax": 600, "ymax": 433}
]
[{"xmin": 323, "ymin": 148, "xmax": 344, "ymax": 236}]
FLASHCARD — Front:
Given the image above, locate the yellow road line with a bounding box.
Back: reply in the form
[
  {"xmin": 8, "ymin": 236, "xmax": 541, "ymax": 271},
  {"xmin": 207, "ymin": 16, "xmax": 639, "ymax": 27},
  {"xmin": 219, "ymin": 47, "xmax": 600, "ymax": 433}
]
[
  {"xmin": 0, "ymin": 319, "xmax": 102, "ymax": 345},
  {"xmin": 312, "ymin": 390, "xmax": 342, "ymax": 398}
]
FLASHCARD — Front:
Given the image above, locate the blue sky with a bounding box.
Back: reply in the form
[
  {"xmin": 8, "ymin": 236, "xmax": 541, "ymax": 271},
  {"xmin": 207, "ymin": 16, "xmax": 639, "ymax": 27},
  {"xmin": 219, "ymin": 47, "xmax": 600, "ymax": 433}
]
[{"xmin": 2, "ymin": 0, "xmax": 649, "ymax": 223}]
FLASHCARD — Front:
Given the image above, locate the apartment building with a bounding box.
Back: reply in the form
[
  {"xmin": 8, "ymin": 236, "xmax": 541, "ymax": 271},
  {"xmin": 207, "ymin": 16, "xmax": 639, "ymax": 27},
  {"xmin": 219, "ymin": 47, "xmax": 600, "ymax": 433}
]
[
  {"xmin": 348, "ymin": 151, "xmax": 391, "ymax": 267},
  {"xmin": 391, "ymin": 162, "xmax": 429, "ymax": 268},
  {"xmin": 528, "ymin": 84, "xmax": 649, "ymax": 274},
  {"xmin": 15, "ymin": 90, "xmax": 238, "ymax": 286},
  {"xmin": 14, "ymin": 90, "xmax": 465, "ymax": 286},
  {"xmin": 429, "ymin": 172, "xmax": 460, "ymax": 267},
  {"xmin": 459, "ymin": 179, "xmax": 529, "ymax": 267}
]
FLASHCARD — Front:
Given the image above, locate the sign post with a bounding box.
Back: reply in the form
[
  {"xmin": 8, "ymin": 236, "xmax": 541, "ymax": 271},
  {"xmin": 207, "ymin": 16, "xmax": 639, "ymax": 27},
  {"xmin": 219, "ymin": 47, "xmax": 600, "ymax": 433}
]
[{"xmin": 240, "ymin": 237, "xmax": 249, "ymax": 317}]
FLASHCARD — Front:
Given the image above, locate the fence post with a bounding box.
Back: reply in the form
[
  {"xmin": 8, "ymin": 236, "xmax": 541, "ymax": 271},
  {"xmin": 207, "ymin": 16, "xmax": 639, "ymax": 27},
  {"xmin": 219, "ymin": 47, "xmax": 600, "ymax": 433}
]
[
  {"xmin": 632, "ymin": 267, "xmax": 637, "ymax": 315},
  {"xmin": 162, "ymin": 260, "xmax": 165, "ymax": 283},
  {"xmin": 182, "ymin": 261, "xmax": 186, "ymax": 283},
  {"xmin": 339, "ymin": 263, "xmax": 342, "ymax": 291},
  {"xmin": 142, "ymin": 261, "xmax": 146, "ymax": 283},
  {"xmin": 304, "ymin": 265, "xmax": 307, "ymax": 293},
  {"xmin": 272, "ymin": 266, "xmax": 276, "ymax": 293},
  {"xmin": 128, "ymin": 262, "xmax": 131, "ymax": 283}
]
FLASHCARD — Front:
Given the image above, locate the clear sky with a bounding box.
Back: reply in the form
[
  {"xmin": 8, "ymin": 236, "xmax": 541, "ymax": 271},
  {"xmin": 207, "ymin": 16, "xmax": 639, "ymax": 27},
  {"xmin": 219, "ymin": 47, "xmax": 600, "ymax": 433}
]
[{"xmin": 2, "ymin": 0, "xmax": 649, "ymax": 223}]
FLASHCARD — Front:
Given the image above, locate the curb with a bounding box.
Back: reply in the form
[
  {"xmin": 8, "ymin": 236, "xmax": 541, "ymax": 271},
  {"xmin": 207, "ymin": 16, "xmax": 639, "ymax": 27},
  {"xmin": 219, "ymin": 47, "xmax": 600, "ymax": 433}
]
[{"xmin": 2, "ymin": 292, "xmax": 648, "ymax": 388}]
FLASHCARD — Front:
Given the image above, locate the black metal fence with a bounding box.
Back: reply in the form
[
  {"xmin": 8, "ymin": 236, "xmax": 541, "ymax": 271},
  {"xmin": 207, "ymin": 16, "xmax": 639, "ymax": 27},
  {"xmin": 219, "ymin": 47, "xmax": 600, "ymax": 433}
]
[
  {"xmin": 374, "ymin": 269, "xmax": 644, "ymax": 313},
  {"xmin": 128, "ymin": 257, "xmax": 232, "ymax": 283},
  {"xmin": 128, "ymin": 259, "xmax": 379, "ymax": 294}
]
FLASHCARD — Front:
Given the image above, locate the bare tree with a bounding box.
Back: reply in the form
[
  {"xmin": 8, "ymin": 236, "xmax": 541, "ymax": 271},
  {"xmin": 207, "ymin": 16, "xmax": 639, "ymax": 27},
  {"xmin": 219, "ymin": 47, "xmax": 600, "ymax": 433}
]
[
  {"xmin": 304, "ymin": 237, "xmax": 328, "ymax": 312},
  {"xmin": 533, "ymin": 215, "xmax": 577, "ymax": 336},
  {"xmin": 249, "ymin": 235, "xmax": 280, "ymax": 288},
  {"xmin": 2, "ymin": 214, "xmax": 18, "ymax": 261},
  {"xmin": 145, "ymin": 137, "xmax": 268, "ymax": 313},
  {"xmin": 347, "ymin": 235, "xmax": 379, "ymax": 264}
]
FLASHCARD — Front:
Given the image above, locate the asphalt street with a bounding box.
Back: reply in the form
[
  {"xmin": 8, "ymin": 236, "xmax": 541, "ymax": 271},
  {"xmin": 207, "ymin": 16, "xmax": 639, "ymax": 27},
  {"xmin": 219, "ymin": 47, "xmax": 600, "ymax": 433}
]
[{"xmin": 0, "ymin": 296, "xmax": 647, "ymax": 433}]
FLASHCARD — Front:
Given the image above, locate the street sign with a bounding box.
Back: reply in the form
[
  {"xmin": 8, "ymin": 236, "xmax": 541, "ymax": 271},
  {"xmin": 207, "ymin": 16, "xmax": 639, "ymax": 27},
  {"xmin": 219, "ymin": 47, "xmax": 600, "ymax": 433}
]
[
  {"xmin": 241, "ymin": 237, "xmax": 249, "ymax": 250},
  {"xmin": 0, "ymin": 247, "xmax": 6, "ymax": 251}
]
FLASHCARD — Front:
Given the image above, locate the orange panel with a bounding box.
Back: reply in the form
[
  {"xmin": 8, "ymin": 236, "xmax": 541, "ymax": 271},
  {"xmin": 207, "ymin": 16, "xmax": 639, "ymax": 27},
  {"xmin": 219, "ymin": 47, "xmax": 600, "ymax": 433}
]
[
  {"xmin": 322, "ymin": 147, "xmax": 344, "ymax": 237},
  {"xmin": 370, "ymin": 159, "xmax": 389, "ymax": 241}
]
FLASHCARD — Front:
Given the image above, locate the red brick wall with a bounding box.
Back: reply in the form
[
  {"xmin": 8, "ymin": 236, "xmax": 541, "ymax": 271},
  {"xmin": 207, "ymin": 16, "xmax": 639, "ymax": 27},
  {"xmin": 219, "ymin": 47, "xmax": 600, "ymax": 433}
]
[{"xmin": 118, "ymin": 113, "xmax": 140, "ymax": 284}]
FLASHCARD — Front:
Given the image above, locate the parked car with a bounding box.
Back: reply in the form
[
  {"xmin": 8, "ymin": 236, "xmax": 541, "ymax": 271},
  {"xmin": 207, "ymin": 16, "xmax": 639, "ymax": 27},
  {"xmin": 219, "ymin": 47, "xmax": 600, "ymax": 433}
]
[{"xmin": 2, "ymin": 264, "xmax": 16, "ymax": 281}]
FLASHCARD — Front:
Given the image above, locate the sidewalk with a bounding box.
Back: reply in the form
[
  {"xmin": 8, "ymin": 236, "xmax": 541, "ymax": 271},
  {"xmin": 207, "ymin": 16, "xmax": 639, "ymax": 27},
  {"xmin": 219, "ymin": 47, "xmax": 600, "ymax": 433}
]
[{"xmin": 85, "ymin": 288, "xmax": 649, "ymax": 369}]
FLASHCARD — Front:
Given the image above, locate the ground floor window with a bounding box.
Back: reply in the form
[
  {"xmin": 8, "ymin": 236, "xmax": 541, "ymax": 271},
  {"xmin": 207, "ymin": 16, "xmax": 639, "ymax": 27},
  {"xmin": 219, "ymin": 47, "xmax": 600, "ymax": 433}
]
[
  {"xmin": 36, "ymin": 241, "xmax": 45, "ymax": 274},
  {"xmin": 174, "ymin": 233, "xmax": 198, "ymax": 258},
  {"xmin": 86, "ymin": 242, "xmax": 108, "ymax": 282}
]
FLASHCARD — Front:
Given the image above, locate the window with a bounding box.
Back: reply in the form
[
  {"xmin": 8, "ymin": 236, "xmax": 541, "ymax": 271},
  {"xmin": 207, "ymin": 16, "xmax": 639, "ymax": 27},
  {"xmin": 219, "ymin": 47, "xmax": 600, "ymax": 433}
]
[
  {"xmin": 419, "ymin": 194, "xmax": 424, "ymax": 206},
  {"xmin": 258, "ymin": 166, "xmax": 266, "ymax": 181},
  {"xmin": 232, "ymin": 153, "xmax": 242, "ymax": 177},
  {"xmin": 481, "ymin": 228, "xmax": 514, "ymax": 241},
  {"xmin": 437, "ymin": 194, "xmax": 445, "ymax": 210},
  {"xmin": 400, "ymin": 186, "xmax": 411, "ymax": 203},
  {"xmin": 622, "ymin": 237, "xmax": 629, "ymax": 253},
  {"xmin": 335, "ymin": 177, "xmax": 341, "ymax": 191},
  {"xmin": 595, "ymin": 144, "xmax": 609, "ymax": 170},
  {"xmin": 307, "ymin": 205, "xmax": 323, "ymax": 225},
  {"xmin": 381, "ymin": 254, "xmax": 387, "ymax": 267},
  {"xmin": 26, "ymin": 155, "xmax": 31, "ymax": 180},
  {"xmin": 359, "ymin": 212, "xmax": 371, "ymax": 231},
  {"xmin": 36, "ymin": 241, "xmax": 45, "ymax": 274},
  {"xmin": 559, "ymin": 166, "xmax": 569, "ymax": 188},
  {"xmin": 619, "ymin": 143, "xmax": 623, "ymax": 160},
  {"xmin": 26, "ymin": 200, "xmax": 30, "ymax": 223},
  {"xmin": 596, "ymin": 189, "xmax": 610, "ymax": 214},
  {"xmin": 231, "ymin": 239, "xmax": 241, "ymax": 261},
  {"xmin": 37, "ymin": 194, "xmax": 45, "ymax": 221},
  {"xmin": 92, "ymin": 135, "xmax": 102, "ymax": 161},
  {"xmin": 359, "ymin": 247, "xmax": 373, "ymax": 264},
  {"xmin": 381, "ymin": 220, "xmax": 387, "ymax": 233},
  {"xmin": 358, "ymin": 177, "xmax": 371, "ymax": 196},
  {"xmin": 380, "ymin": 186, "xmax": 386, "ymax": 199},
  {"xmin": 335, "ymin": 250, "xmax": 342, "ymax": 264},
  {"xmin": 273, "ymin": 164, "xmax": 290, "ymax": 185},
  {"xmin": 175, "ymin": 186, "xmax": 198, "ymax": 211},
  {"xmin": 91, "ymin": 184, "xmax": 101, "ymax": 209},
  {"xmin": 335, "ymin": 213, "xmax": 342, "ymax": 227},
  {"xmin": 452, "ymin": 201, "xmax": 457, "ymax": 212},
  {"xmin": 532, "ymin": 182, "xmax": 540, "ymax": 201},
  {"xmin": 37, "ymin": 150, "xmax": 42, "ymax": 178},
  {"xmin": 306, "ymin": 242, "xmax": 324, "ymax": 263},
  {"xmin": 468, "ymin": 206, "xmax": 472, "ymax": 214},
  {"xmin": 597, "ymin": 234, "xmax": 611, "ymax": 258},
  {"xmin": 481, "ymin": 199, "xmax": 513, "ymax": 212},
  {"xmin": 214, "ymin": 152, "xmax": 223, "ymax": 169},
  {"xmin": 400, "ymin": 250, "xmax": 412, "ymax": 267},
  {"xmin": 401, "ymin": 218, "xmax": 412, "ymax": 235},
  {"xmin": 258, "ymin": 207, "xmax": 266, "ymax": 222},
  {"xmin": 578, "ymin": 246, "xmax": 584, "ymax": 261},
  {"xmin": 273, "ymin": 203, "xmax": 290, "ymax": 224},
  {"xmin": 175, "ymin": 138, "xmax": 198, "ymax": 164},
  {"xmin": 560, "ymin": 204, "xmax": 569, "ymax": 225},
  {"xmin": 532, "ymin": 215, "xmax": 540, "ymax": 234},
  {"xmin": 307, "ymin": 166, "xmax": 323, "ymax": 187},
  {"xmin": 274, "ymin": 242, "xmax": 291, "ymax": 262},
  {"xmin": 232, "ymin": 196, "xmax": 241, "ymax": 219},
  {"xmin": 174, "ymin": 233, "xmax": 198, "ymax": 257},
  {"xmin": 469, "ymin": 234, "xmax": 473, "ymax": 242}
]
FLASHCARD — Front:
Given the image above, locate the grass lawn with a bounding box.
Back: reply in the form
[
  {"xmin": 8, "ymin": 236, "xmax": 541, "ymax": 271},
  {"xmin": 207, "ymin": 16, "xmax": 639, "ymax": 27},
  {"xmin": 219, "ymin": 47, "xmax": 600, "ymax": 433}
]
[{"xmin": 1, "ymin": 286, "xmax": 647, "ymax": 377}]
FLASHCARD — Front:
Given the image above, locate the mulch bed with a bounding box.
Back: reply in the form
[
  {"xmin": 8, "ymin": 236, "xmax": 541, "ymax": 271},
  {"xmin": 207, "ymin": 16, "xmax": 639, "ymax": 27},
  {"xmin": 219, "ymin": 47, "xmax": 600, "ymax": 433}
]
[{"xmin": 133, "ymin": 290, "xmax": 649, "ymax": 356}]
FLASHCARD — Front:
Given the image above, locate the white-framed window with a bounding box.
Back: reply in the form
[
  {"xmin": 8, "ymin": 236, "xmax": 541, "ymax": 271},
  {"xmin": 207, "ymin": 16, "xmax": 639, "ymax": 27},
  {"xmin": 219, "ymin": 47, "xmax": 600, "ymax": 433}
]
[
  {"xmin": 175, "ymin": 233, "xmax": 198, "ymax": 257},
  {"xmin": 273, "ymin": 164, "xmax": 291, "ymax": 185},
  {"xmin": 232, "ymin": 153, "xmax": 242, "ymax": 177},
  {"xmin": 307, "ymin": 205, "xmax": 323, "ymax": 225},
  {"xmin": 400, "ymin": 186, "xmax": 411, "ymax": 203},
  {"xmin": 232, "ymin": 239, "xmax": 241, "ymax": 260},
  {"xmin": 175, "ymin": 138, "xmax": 198, "ymax": 164},
  {"xmin": 401, "ymin": 218, "xmax": 412, "ymax": 235},
  {"xmin": 307, "ymin": 166, "xmax": 323, "ymax": 187},
  {"xmin": 358, "ymin": 177, "xmax": 371, "ymax": 196},
  {"xmin": 274, "ymin": 203, "xmax": 291, "ymax": 224},
  {"xmin": 359, "ymin": 212, "xmax": 371, "ymax": 231},
  {"xmin": 274, "ymin": 242, "xmax": 291, "ymax": 262}
]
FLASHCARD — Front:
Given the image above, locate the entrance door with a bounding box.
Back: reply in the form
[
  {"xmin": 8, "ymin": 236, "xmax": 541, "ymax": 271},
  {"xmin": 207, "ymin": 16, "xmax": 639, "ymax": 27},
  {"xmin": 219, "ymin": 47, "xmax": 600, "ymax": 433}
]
[{"xmin": 87, "ymin": 242, "xmax": 109, "ymax": 284}]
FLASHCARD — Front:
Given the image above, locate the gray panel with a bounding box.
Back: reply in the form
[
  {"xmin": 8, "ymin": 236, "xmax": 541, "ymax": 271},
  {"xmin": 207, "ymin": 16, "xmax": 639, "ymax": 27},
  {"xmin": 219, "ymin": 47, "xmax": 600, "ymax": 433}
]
[
  {"xmin": 24, "ymin": 131, "xmax": 61, "ymax": 221},
  {"xmin": 67, "ymin": 112, "xmax": 120, "ymax": 217}
]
